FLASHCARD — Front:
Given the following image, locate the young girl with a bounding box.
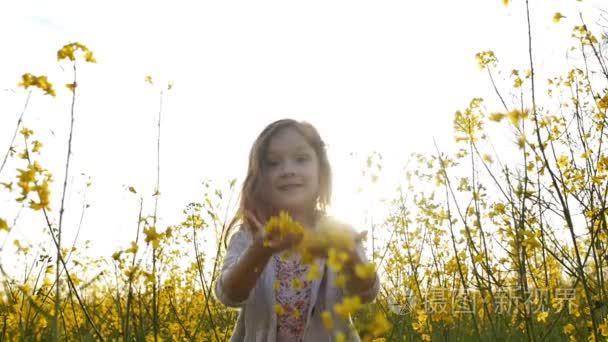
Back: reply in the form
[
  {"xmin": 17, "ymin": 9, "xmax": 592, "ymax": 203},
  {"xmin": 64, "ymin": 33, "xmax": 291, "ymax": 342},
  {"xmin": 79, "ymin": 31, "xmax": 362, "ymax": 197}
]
[{"xmin": 214, "ymin": 119, "xmax": 379, "ymax": 341}]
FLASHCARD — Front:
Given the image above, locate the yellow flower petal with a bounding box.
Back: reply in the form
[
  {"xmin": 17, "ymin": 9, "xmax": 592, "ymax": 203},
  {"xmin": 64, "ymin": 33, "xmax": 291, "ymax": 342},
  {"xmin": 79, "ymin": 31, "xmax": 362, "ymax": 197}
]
[
  {"xmin": 334, "ymin": 296, "xmax": 362, "ymax": 319},
  {"xmin": 334, "ymin": 274, "xmax": 349, "ymax": 289},
  {"xmin": 306, "ymin": 263, "xmax": 321, "ymax": 281},
  {"xmin": 112, "ymin": 251, "xmax": 122, "ymax": 261},
  {"xmin": 355, "ymin": 262, "xmax": 376, "ymax": 279},
  {"xmin": 563, "ymin": 323, "xmax": 575, "ymax": 335},
  {"xmin": 0, "ymin": 218, "xmax": 9, "ymax": 231},
  {"xmin": 292, "ymin": 308, "xmax": 301, "ymax": 319},
  {"xmin": 536, "ymin": 311, "xmax": 549, "ymax": 322},
  {"xmin": 553, "ymin": 12, "xmax": 565, "ymax": 24},
  {"xmin": 488, "ymin": 112, "xmax": 505, "ymax": 122},
  {"xmin": 327, "ymin": 248, "xmax": 350, "ymax": 272},
  {"xmin": 291, "ymin": 278, "xmax": 303, "ymax": 289},
  {"xmin": 371, "ymin": 312, "xmax": 391, "ymax": 336},
  {"xmin": 321, "ymin": 310, "xmax": 333, "ymax": 330},
  {"xmin": 84, "ymin": 50, "xmax": 97, "ymax": 63},
  {"xmin": 65, "ymin": 82, "xmax": 77, "ymax": 92}
]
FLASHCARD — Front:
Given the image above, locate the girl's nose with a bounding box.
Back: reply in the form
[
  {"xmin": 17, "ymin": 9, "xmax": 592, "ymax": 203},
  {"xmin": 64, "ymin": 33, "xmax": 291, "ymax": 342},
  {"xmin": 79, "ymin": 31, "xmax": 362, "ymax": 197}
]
[{"xmin": 280, "ymin": 160, "xmax": 296, "ymax": 176}]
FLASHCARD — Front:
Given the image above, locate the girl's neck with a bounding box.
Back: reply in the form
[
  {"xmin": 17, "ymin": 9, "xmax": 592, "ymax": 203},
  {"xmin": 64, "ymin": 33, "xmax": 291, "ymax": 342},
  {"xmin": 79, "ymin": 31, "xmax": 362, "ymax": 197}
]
[{"xmin": 282, "ymin": 207, "xmax": 318, "ymax": 229}]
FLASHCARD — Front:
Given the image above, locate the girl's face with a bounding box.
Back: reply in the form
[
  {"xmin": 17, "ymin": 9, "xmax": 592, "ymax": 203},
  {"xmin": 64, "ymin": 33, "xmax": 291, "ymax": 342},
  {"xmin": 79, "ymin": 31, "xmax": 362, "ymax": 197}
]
[{"xmin": 264, "ymin": 127, "xmax": 320, "ymax": 216}]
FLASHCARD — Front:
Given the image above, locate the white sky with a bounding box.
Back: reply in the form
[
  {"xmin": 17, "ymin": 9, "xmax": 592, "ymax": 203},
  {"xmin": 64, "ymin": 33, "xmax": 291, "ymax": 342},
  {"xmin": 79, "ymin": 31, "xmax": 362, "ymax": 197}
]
[{"xmin": 0, "ymin": 0, "xmax": 605, "ymax": 269}]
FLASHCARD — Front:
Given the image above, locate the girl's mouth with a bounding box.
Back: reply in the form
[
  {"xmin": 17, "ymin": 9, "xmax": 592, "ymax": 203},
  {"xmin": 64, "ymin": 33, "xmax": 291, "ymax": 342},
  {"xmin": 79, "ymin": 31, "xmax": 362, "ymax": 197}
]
[{"xmin": 278, "ymin": 184, "xmax": 303, "ymax": 191}]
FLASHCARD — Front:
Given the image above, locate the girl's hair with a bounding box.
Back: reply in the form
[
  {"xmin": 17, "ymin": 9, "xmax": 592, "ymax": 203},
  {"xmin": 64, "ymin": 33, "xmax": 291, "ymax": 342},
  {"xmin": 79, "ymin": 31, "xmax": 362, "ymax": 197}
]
[{"xmin": 224, "ymin": 118, "xmax": 332, "ymax": 247}]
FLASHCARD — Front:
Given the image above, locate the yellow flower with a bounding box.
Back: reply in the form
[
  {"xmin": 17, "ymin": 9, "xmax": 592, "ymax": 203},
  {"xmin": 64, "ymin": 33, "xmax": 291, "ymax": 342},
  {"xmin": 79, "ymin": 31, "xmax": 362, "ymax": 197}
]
[
  {"xmin": 124, "ymin": 266, "xmax": 139, "ymax": 279},
  {"xmin": 334, "ymin": 274, "xmax": 349, "ymax": 289},
  {"xmin": 0, "ymin": 218, "xmax": 9, "ymax": 231},
  {"xmin": 265, "ymin": 211, "xmax": 305, "ymax": 239},
  {"xmin": 13, "ymin": 240, "xmax": 30, "ymax": 254},
  {"xmin": 553, "ymin": 12, "xmax": 565, "ymax": 24},
  {"xmin": 20, "ymin": 127, "xmax": 33, "ymax": 139},
  {"xmin": 473, "ymin": 253, "xmax": 484, "ymax": 263},
  {"xmin": 65, "ymin": 82, "xmax": 77, "ymax": 92},
  {"xmin": 142, "ymin": 271, "xmax": 154, "ymax": 283},
  {"xmin": 488, "ymin": 112, "xmax": 505, "ymax": 122},
  {"xmin": 335, "ymin": 332, "xmax": 346, "ymax": 342},
  {"xmin": 475, "ymin": 50, "xmax": 497, "ymax": 69},
  {"xmin": 126, "ymin": 241, "xmax": 139, "ymax": 254},
  {"xmin": 70, "ymin": 274, "xmax": 81, "ymax": 286},
  {"xmin": 144, "ymin": 226, "xmax": 162, "ymax": 248},
  {"xmin": 57, "ymin": 45, "xmax": 75, "ymax": 61},
  {"xmin": 57, "ymin": 42, "xmax": 96, "ymax": 63},
  {"xmin": 581, "ymin": 149, "xmax": 593, "ymax": 160},
  {"xmin": 30, "ymin": 179, "xmax": 51, "ymax": 210},
  {"xmin": 291, "ymin": 278, "xmax": 303, "ymax": 289},
  {"xmin": 536, "ymin": 311, "xmax": 549, "ymax": 322},
  {"xmin": 327, "ymin": 248, "xmax": 350, "ymax": 272},
  {"xmin": 18, "ymin": 74, "xmax": 56, "ymax": 96},
  {"xmin": 355, "ymin": 262, "xmax": 376, "ymax": 279},
  {"xmin": 517, "ymin": 135, "xmax": 526, "ymax": 149},
  {"xmin": 18, "ymin": 149, "xmax": 29, "ymax": 160},
  {"xmin": 557, "ymin": 155, "xmax": 570, "ymax": 169},
  {"xmin": 301, "ymin": 250, "xmax": 314, "ymax": 264},
  {"xmin": 370, "ymin": 312, "xmax": 391, "ymax": 336},
  {"xmin": 18, "ymin": 73, "xmax": 36, "ymax": 87},
  {"xmin": 482, "ymin": 154, "xmax": 493, "ymax": 164},
  {"xmin": 112, "ymin": 251, "xmax": 122, "ymax": 261},
  {"xmin": 321, "ymin": 310, "xmax": 333, "ymax": 330},
  {"xmin": 563, "ymin": 323, "xmax": 575, "ymax": 335},
  {"xmin": 16, "ymin": 168, "xmax": 35, "ymax": 201},
  {"xmin": 502, "ymin": 0, "xmax": 509, "ymax": 7},
  {"xmin": 600, "ymin": 320, "xmax": 608, "ymax": 337},
  {"xmin": 507, "ymin": 109, "xmax": 528, "ymax": 125},
  {"xmin": 599, "ymin": 95, "xmax": 608, "ymax": 109},
  {"xmin": 31, "ymin": 140, "xmax": 43, "ymax": 153},
  {"xmin": 273, "ymin": 279, "xmax": 280, "ymax": 290},
  {"xmin": 513, "ymin": 77, "xmax": 523, "ymax": 88},
  {"xmin": 274, "ymin": 303, "xmax": 285, "ymax": 316},
  {"xmin": 422, "ymin": 334, "xmax": 431, "ymax": 342},
  {"xmin": 145, "ymin": 75, "xmax": 154, "ymax": 84},
  {"xmin": 306, "ymin": 263, "xmax": 321, "ymax": 281},
  {"xmin": 292, "ymin": 308, "xmax": 301, "ymax": 319},
  {"xmin": 84, "ymin": 50, "xmax": 96, "ymax": 63},
  {"xmin": 334, "ymin": 296, "xmax": 362, "ymax": 319}
]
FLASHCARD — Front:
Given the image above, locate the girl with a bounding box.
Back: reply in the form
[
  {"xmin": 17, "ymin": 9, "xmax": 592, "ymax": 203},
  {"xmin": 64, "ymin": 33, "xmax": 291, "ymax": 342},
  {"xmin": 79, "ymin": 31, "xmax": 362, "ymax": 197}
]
[{"xmin": 214, "ymin": 119, "xmax": 379, "ymax": 341}]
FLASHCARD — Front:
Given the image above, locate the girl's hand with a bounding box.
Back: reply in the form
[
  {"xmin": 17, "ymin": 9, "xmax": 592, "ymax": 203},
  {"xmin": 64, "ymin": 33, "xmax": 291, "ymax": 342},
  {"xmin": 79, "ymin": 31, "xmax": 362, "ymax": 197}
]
[{"xmin": 245, "ymin": 211, "xmax": 303, "ymax": 255}]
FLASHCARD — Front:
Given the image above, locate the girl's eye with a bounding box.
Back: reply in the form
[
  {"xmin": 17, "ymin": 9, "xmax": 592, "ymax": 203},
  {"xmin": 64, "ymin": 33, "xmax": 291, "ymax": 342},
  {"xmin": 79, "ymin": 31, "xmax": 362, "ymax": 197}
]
[
  {"xmin": 266, "ymin": 160, "xmax": 279, "ymax": 167},
  {"xmin": 296, "ymin": 155, "xmax": 310, "ymax": 163}
]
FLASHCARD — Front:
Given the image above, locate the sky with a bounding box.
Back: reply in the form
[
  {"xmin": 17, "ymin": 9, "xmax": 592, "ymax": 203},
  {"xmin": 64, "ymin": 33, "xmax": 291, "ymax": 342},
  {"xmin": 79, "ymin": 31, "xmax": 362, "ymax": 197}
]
[{"xmin": 0, "ymin": 0, "xmax": 605, "ymax": 272}]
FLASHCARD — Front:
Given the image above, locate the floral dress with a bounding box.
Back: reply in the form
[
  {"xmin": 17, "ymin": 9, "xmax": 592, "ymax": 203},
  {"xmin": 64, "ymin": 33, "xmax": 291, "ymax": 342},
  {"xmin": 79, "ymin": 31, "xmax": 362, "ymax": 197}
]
[{"xmin": 274, "ymin": 252, "xmax": 313, "ymax": 342}]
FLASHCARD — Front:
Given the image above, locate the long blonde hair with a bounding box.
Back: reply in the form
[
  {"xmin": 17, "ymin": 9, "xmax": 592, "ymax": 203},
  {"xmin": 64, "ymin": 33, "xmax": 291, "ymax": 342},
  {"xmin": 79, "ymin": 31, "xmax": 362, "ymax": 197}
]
[{"xmin": 224, "ymin": 119, "xmax": 332, "ymax": 246}]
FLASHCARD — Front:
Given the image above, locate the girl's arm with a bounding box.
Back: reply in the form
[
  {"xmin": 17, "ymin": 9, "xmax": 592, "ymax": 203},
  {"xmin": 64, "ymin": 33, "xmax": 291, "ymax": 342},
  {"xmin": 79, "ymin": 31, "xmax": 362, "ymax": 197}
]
[
  {"xmin": 215, "ymin": 214, "xmax": 303, "ymax": 307},
  {"xmin": 217, "ymin": 237, "xmax": 272, "ymax": 305},
  {"xmin": 342, "ymin": 242, "xmax": 379, "ymax": 303}
]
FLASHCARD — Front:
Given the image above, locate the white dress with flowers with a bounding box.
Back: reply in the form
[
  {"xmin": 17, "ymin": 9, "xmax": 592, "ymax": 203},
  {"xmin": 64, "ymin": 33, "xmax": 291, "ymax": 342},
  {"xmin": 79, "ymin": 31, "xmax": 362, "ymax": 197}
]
[{"xmin": 274, "ymin": 252, "xmax": 313, "ymax": 342}]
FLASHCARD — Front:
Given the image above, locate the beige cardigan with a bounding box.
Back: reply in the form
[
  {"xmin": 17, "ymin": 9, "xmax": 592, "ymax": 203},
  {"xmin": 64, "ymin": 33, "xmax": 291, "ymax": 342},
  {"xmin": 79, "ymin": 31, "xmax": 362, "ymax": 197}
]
[{"xmin": 214, "ymin": 224, "xmax": 379, "ymax": 342}]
